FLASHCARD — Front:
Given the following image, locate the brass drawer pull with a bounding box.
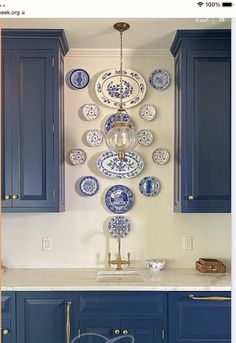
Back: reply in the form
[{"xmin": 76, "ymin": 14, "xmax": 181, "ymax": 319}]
[
  {"xmin": 66, "ymin": 301, "xmax": 72, "ymax": 343},
  {"xmin": 122, "ymin": 330, "xmax": 129, "ymax": 335},
  {"xmin": 12, "ymin": 194, "xmax": 18, "ymax": 200},
  {"xmin": 2, "ymin": 328, "xmax": 10, "ymax": 335},
  {"xmin": 114, "ymin": 329, "xmax": 121, "ymax": 335},
  {"xmin": 189, "ymin": 294, "xmax": 231, "ymax": 301}
]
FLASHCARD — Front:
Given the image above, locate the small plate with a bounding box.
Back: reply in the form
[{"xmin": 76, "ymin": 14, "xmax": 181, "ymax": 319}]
[
  {"xmin": 69, "ymin": 69, "xmax": 90, "ymax": 89},
  {"xmin": 104, "ymin": 112, "xmax": 134, "ymax": 134},
  {"xmin": 139, "ymin": 104, "xmax": 157, "ymax": 121},
  {"xmin": 152, "ymin": 148, "xmax": 170, "ymax": 165},
  {"xmin": 137, "ymin": 129, "xmax": 154, "ymax": 146},
  {"xmin": 86, "ymin": 130, "xmax": 104, "ymax": 147},
  {"xmin": 69, "ymin": 149, "xmax": 87, "ymax": 165},
  {"xmin": 82, "ymin": 104, "xmax": 100, "ymax": 121},
  {"xmin": 139, "ymin": 176, "xmax": 160, "ymax": 197},
  {"xmin": 79, "ymin": 176, "xmax": 99, "ymax": 196},
  {"xmin": 108, "ymin": 216, "xmax": 131, "ymax": 238},
  {"xmin": 105, "ymin": 185, "xmax": 134, "ymax": 214},
  {"xmin": 149, "ymin": 69, "xmax": 170, "ymax": 90}
]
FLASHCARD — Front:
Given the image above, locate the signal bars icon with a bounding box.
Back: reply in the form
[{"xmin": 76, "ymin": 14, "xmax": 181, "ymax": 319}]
[{"xmin": 197, "ymin": 2, "xmax": 204, "ymax": 6}]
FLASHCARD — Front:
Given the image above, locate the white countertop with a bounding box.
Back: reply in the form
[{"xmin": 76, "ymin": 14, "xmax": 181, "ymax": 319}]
[{"xmin": 0, "ymin": 268, "xmax": 231, "ymax": 291}]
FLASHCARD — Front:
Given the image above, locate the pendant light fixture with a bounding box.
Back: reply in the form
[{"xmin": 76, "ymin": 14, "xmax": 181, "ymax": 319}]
[{"xmin": 106, "ymin": 22, "xmax": 137, "ymax": 161}]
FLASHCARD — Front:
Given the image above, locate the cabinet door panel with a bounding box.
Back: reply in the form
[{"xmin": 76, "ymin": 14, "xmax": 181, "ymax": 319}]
[
  {"xmin": 79, "ymin": 318, "xmax": 118, "ymax": 343},
  {"xmin": 12, "ymin": 50, "xmax": 55, "ymax": 208},
  {"xmin": 120, "ymin": 319, "xmax": 164, "ymax": 343}
]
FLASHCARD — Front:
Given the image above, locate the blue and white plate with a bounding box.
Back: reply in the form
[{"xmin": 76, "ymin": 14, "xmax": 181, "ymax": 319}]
[
  {"xmin": 149, "ymin": 69, "xmax": 170, "ymax": 90},
  {"xmin": 86, "ymin": 130, "xmax": 104, "ymax": 147},
  {"xmin": 69, "ymin": 69, "xmax": 90, "ymax": 89},
  {"xmin": 69, "ymin": 149, "xmax": 87, "ymax": 165},
  {"xmin": 97, "ymin": 151, "xmax": 144, "ymax": 179},
  {"xmin": 95, "ymin": 69, "xmax": 146, "ymax": 108},
  {"xmin": 137, "ymin": 129, "xmax": 154, "ymax": 146},
  {"xmin": 105, "ymin": 185, "xmax": 134, "ymax": 214},
  {"xmin": 79, "ymin": 176, "xmax": 99, "ymax": 196},
  {"xmin": 104, "ymin": 112, "xmax": 134, "ymax": 134},
  {"xmin": 139, "ymin": 176, "xmax": 160, "ymax": 197},
  {"xmin": 152, "ymin": 148, "xmax": 170, "ymax": 165},
  {"xmin": 108, "ymin": 216, "xmax": 131, "ymax": 238},
  {"xmin": 139, "ymin": 104, "xmax": 157, "ymax": 121},
  {"xmin": 82, "ymin": 104, "xmax": 100, "ymax": 120}
]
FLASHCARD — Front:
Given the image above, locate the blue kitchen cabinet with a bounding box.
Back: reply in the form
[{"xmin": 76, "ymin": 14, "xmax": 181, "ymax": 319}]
[
  {"xmin": 1, "ymin": 29, "xmax": 69, "ymax": 212},
  {"xmin": 16, "ymin": 292, "xmax": 75, "ymax": 343},
  {"xmin": 1, "ymin": 292, "xmax": 16, "ymax": 343},
  {"xmin": 170, "ymin": 30, "xmax": 231, "ymax": 213},
  {"xmin": 168, "ymin": 291, "xmax": 231, "ymax": 343}
]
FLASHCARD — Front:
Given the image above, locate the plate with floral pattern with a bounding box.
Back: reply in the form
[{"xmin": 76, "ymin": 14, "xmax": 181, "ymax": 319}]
[
  {"xmin": 139, "ymin": 176, "xmax": 160, "ymax": 197},
  {"xmin": 105, "ymin": 185, "xmax": 134, "ymax": 214},
  {"xmin": 95, "ymin": 69, "xmax": 146, "ymax": 108},
  {"xmin": 86, "ymin": 130, "xmax": 104, "ymax": 147},
  {"xmin": 69, "ymin": 69, "xmax": 90, "ymax": 89},
  {"xmin": 104, "ymin": 112, "xmax": 134, "ymax": 134},
  {"xmin": 152, "ymin": 148, "xmax": 170, "ymax": 165},
  {"xmin": 137, "ymin": 129, "xmax": 154, "ymax": 146},
  {"xmin": 82, "ymin": 104, "xmax": 100, "ymax": 121},
  {"xmin": 149, "ymin": 69, "xmax": 170, "ymax": 90},
  {"xmin": 79, "ymin": 176, "xmax": 99, "ymax": 196},
  {"xmin": 69, "ymin": 149, "xmax": 87, "ymax": 165},
  {"xmin": 139, "ymin": 104, "xmax": 157, "ymax": 121},
  {"xmin": 108, "ymin": 216, "xmax": 131, "ymax": 238}
]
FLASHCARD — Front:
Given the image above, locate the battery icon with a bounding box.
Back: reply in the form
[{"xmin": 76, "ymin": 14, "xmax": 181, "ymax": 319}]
[{"xmin": 222, "ymin": 2, "xmax": 232, "ymax": 6}]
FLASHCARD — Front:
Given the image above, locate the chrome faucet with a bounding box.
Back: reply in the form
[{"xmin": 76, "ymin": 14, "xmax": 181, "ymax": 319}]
[{"xmin": 108, "ymin": 232, "xmax": 131, "ymax": 271}]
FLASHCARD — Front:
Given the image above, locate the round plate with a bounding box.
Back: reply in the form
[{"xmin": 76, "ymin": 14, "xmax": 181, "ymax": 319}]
[
  {"xmin": 108, "ymin": 216, "xmax": 131, "ymax": 238},
  {"xmin": 79, "ymin": 176, "xmax": 99, "ymax": 196},
  {"xmin": 137, "ymin": 129, "xmax": 154, "ymax": 146},
  {"xmin": 139, "ymin": 176, "xmax": 160, "ymax": 197},
  {"xmin": 69, "ymin": 149, "xmax": 87, "ymax": 165},
  {"xmin": 104, "ymin": 112, "xmax": 134, "ymax": 134},
  {"xmin": 69, "ymin": 69, "xmax": 90, "ymax": 89},
  {"xmin": 86, "ymin": 130, "xmax": 104, "ymax": 147},
  {"xmin": 82, "ymin": 104, "xmax": 100, "ymax": 120},
  {"xmin": 149, "ymin": 69, "xmax": 170, "ymax": 90},
  {"xmin": 152, "ymin": 148, "xmax": 170, "ymax": 165},
  {"xmin": 139, "ymin": 104, "xmax": 157, "ymax": 121},
  {"xmin": 95, "ymin": 68, "xmax": 147, "ymax": 108},
  {"xmin": 105, "ymin": 185, "xmax": 134, "ymax": 214},
  {"xmin": 97, "ymin": 151, "xmax": 144, "ymax": 179}
]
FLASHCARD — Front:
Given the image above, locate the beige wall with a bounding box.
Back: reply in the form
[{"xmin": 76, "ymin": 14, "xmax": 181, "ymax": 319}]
[{"xmin": 2, "ymin": 51, "xmax": 231, "ymax": 268}]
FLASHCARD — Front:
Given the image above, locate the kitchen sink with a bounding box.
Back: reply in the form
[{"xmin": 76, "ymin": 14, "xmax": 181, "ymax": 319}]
[{"xmin": 97, "ymin": 270, "xmax": 143, "ymax": 282}]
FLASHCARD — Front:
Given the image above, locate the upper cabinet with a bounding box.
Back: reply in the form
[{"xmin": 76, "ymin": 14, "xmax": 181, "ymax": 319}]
[
  {"xmin": 1, "ymin": 29, "xmax": 69, "ymax": 212},
  {"xmin": 170, "ymin": 30, "xmax": 231, "ymax": 213}
]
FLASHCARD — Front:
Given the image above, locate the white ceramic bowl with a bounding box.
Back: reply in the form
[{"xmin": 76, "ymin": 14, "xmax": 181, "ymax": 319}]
[{"xmin": 145, "ymin": 259, "xmax": 165, "ymax": 271}]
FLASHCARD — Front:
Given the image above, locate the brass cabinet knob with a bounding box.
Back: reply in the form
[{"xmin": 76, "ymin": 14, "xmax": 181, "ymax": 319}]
[
  {"xmin": 4, "ymin": 195, "xmax": 11, "ymax": 200},
  {"xmin": 187, "ymin": 195, "xmax": 194, "ymax": 200},
  {"xmin": 12, "ymin": 194, "xmax": 18, "ymax": 200},
  {"xmin": 114, "ymin": 329, "xmax": 121, "ymax": 335},
  {"xmin": 122, "ymin": 330, "xmax": 129, "ymax": 335},
  {"xmin": 2, "ymin": 329, "xmax": 9, "ymax": 335}
]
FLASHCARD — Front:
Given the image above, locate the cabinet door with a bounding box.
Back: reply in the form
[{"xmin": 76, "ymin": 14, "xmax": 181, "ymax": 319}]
[
  {"xmin": 1, "ymin": 292, "xmax": 16, "ymax": 343},
  {"xmin": 11, "ymin": 50, "xmax": 55, "ymax": 209},
  {"xmin": 17, "ymin": 292, "xmax": 74, "ymax": 343},
  {"xmin": 169, "ymin": 292, "xmax": 231, "ymax": 343},
  {"xmin": 79, "ymin": 317, "xmax": 119, "ymax": 343},
  {"xmin": 185, "ymin": 49, "xmax": 231, "ymax": 212},
  {"xmin": 120, "ymin": 319, "xmax": 164, "ymax": 343},
  {"xmin": 1, "ymin": 50, "xmax": 13, "ymax": 208}
]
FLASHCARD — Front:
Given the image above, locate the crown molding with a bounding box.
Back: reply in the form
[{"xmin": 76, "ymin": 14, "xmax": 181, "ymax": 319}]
[{"xmin": 67, "ymin": 48, "xmax": 171, "ymax": 57}]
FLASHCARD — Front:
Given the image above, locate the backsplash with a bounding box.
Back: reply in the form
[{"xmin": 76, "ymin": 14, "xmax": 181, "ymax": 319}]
[{"xmin": 2, "ymin": 51, "xmax": 231, "ymax": 268}]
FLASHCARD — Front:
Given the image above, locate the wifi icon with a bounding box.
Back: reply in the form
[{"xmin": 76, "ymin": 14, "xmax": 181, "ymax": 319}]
[{"xmin": 197, "ymin": 1, "xmax": 204, "ymax": 6}]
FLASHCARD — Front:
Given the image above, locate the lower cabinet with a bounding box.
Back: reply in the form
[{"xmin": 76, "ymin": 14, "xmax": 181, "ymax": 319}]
[{"xmin": 1, "ymin": 291, "xmax": 231, "ymax": 343}]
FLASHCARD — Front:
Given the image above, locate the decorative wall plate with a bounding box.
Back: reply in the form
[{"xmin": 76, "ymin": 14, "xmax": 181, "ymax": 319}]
[
  {"xmin": 86, "ymin": 130, "xmax": 104, "ymax": 147},
  {"xmin": 108, "ymin": 216, "xmax": 131, "ymax": 238},
  {"xmin": 69, "ymin": 149, "xmax": 87, "ymax": 165},
  {"xmin": 137, "ymin": 129, "xmax": 154, "ymax": 146},
  {"xmin": 152, "ymin": 148, "xmax": 170, "ymax": 165},
  {"xmin": 149, "ymin": 69, "xmax": 170, "ymax": 90},
  {"xmin": 82, "ymin": 104, "xmax": 100, "ymax": 120},
  {"xmin": 139, "ymin": 176, "xmax": 160, "ymax": 197},
  {"xmin": 69, "ymin": 69, "xmax": 90, "ymax": 89},
  {"xmin": 97, "ymin": 151, "xmax": 144, "ymax": 179},
  {"xmin": 104, "ymin": 112, "xmax": 134, "ymax": 134},
  {"xmin": 105, "ymin": 185, "xmax": 134, "ymax": 214},
  {"xmin": 139, "ymin": 104, "xmax": 157, "ymax": 121},
  {"xmin": 79, "ymin": 176, "xmax": 99, "ymax": 196},
  {"xmin": 95, "ymin": 68, "xmax": 147, "ymax": 108}
]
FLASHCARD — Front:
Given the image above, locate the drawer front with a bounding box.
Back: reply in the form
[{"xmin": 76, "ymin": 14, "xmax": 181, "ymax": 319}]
[
  {"xmin": 78, "ymin": 292, "xmax": 166, "ymax": 317},
  {"xmin": 169, "ymin": 291, "xmax": 231, "ymax": 342}
]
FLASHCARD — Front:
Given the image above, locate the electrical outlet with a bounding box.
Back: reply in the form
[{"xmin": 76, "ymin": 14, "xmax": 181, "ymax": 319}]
[
  {"xmin": 183, "ymin": 236, "xmax": 193, "ymax": 250},
  {"xmin": 42, "ymin": 237, "xmax": 52, "ymax": 251}
]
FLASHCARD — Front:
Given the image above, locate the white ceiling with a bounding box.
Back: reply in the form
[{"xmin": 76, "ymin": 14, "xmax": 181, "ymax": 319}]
[{"xmin": 2, "ymin": 18, "xmax": 231, "ymax": 49}]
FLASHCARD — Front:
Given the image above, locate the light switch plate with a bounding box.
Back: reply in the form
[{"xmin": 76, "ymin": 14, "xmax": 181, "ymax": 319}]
[
  {"xmin": 42, "ymin": 237, "xmax": 52, "ymax": 251},
  {"xmin": 183, "ymin": 236, "xmax": 193, "ymax": 250}
]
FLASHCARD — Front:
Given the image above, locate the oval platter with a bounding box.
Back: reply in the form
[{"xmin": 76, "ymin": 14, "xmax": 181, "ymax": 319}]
[
  {"xmin": 97, "ymin": 151, "xmax": 144, "ymax": 179},
  {"xmin": 105, "ymin": 185, "xmax": 134, "ymax": 214},
  {"xmin": 95, "ymin": 68, "xmax": 147, "ymax": 108}
]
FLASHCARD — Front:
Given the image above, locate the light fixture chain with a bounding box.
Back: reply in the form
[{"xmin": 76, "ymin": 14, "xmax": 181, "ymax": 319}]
[{"xmin": 120, "ymin": 31, "xmax": 123, "ymax": 109}]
